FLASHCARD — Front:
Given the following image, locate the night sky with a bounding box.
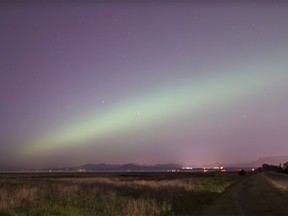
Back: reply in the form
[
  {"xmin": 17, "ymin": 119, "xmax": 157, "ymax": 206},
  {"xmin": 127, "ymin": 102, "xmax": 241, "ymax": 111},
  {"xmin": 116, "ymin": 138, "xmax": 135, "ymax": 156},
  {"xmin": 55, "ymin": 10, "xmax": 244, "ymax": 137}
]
[{"xmin": 1, "ymin": 1, "xmax": 288, "ymax": 168}]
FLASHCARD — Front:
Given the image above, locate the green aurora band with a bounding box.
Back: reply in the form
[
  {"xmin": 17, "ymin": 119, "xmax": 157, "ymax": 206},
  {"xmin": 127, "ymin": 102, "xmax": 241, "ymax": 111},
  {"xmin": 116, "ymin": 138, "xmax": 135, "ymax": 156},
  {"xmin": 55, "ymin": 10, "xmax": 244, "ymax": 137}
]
[{"xmin": 21, "ymin": 62, "xmax": 287, "ymax": 156}]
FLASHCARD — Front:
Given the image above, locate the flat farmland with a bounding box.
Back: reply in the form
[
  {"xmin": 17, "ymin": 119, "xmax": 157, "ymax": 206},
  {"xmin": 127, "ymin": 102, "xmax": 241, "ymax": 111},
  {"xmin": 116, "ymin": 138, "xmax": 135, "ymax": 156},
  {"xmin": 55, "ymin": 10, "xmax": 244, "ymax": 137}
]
[
  {"xmin": 1, "ymin": 171, "xmax": 287, "ymax": 216},
  {"xmin": 0, "ymin": 172, "xmax": 237, "ymax": 216}
]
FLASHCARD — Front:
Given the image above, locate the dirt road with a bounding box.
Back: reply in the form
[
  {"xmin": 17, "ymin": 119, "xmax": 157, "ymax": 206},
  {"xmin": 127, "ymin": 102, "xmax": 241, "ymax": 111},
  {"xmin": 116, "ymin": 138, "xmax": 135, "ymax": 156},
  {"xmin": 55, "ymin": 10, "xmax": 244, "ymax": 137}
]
[
  {"xmin": 264, "ymin": 171, "xmax": 288, "ymax": 189},
  {"xmin": 202, "ymin": 173, "xmax": 288, "ymax": 215}
]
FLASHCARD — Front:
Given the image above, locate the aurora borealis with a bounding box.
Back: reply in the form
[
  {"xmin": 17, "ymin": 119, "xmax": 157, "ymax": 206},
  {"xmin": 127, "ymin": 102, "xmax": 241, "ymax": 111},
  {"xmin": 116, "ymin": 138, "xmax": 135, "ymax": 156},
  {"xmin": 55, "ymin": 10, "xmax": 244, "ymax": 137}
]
[{"xmin": 1, "ymin": 1, "xmax": 288, "ymax": 168}]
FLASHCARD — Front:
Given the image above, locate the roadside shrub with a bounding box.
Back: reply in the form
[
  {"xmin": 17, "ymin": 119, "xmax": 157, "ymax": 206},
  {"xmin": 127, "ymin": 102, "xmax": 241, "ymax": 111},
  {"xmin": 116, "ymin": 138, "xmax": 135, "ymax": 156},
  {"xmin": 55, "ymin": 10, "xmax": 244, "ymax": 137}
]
[{"xmin": 238, "ymin": 169, "xmax": 246, "ymax": 176}]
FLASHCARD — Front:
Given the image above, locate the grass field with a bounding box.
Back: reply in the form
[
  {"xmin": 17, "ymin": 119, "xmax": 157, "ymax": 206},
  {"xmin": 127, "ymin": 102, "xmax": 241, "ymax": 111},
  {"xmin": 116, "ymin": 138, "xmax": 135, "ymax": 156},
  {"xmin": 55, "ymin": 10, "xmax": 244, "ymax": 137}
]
[{"xmin": 0, "ymin": 172, "xmax": 237, "ymax": 216}]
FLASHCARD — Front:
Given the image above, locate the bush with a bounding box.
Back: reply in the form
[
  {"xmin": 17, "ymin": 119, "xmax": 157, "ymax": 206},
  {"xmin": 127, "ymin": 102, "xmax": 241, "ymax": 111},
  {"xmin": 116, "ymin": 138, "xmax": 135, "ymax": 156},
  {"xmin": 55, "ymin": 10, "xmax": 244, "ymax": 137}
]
[{"xmin": 238, "ymin": 169, "xmax": 246, "ymax": 176}]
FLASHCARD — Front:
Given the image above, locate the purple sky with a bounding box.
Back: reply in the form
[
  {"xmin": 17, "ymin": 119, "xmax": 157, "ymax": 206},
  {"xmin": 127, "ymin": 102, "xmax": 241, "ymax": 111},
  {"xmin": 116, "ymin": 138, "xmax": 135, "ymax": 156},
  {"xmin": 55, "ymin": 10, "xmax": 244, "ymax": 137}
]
[{"xmin": 1, "ymin": 1, "xmax": 288, "ymax": 168}]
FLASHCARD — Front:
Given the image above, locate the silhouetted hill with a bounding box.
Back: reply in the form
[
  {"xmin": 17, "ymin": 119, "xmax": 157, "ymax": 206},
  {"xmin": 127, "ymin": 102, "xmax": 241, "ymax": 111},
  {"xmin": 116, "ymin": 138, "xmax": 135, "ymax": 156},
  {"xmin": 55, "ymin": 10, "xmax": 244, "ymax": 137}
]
[{"xmin": 224, "ymin": 155, "xmax": 288, "ymax": 168}]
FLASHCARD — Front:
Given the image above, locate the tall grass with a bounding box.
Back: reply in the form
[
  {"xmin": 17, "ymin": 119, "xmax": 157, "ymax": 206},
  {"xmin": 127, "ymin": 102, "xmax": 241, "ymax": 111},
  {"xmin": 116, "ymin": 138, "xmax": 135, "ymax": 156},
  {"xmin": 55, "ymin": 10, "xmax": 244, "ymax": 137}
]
[
  {"xmin": 0, "ymin": 186, "xmax": 39, "ymax": 209},
  {"xmin": 0, "ymin": 173, "xmax": 235, "ymax": 215}
]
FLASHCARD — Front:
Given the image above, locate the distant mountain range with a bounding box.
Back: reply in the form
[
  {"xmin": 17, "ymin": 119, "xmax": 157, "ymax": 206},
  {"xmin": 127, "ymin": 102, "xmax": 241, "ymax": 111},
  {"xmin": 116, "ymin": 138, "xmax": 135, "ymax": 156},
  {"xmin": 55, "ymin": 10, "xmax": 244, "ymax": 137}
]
[
  {"xmin": 46, "ymin": 156, "xmax": 288, "ymax": 171},
  {"xmin": 1, "ymin": 155, "xmax": 288, "ymax": 172}
]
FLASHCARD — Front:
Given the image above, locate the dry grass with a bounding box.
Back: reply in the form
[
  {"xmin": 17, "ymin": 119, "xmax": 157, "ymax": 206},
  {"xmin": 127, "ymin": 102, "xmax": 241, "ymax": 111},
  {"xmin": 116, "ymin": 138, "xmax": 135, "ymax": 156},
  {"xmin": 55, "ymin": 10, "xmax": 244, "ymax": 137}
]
[
  {"xmin": 63, "ymin": 177, "xmax": 203, "ymax": 191},
  {"xmin": 125, "ymin": 199, "xmax": 166, "ymax": 216},
  {"xmin": 0, "ymin": 172, "xmax": 234, "ymax": 215},
  {"xmin": 0, "ymin": 186, "xmax": 39, "ymax": 209}
]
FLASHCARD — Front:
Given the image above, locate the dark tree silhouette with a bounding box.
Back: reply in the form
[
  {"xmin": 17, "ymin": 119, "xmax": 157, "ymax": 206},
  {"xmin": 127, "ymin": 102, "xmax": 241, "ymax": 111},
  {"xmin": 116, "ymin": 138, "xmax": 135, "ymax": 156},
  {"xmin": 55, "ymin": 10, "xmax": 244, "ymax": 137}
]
[
  {"xmin": 238, "ymin": 169, "xmax": 246, "ymax": 176},
  {"xmin": 283, "ymin": 162, "xmax": 288, "ymax": 174}
]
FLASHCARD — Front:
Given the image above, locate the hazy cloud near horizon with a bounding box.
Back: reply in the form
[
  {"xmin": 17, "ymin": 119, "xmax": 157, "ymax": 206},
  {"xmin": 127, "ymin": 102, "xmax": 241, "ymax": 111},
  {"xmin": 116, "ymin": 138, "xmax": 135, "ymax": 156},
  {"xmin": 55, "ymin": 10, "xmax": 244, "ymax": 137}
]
[{"xmin": 1, "ymin": 1, "xmax": 288, "ymax": 168}]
